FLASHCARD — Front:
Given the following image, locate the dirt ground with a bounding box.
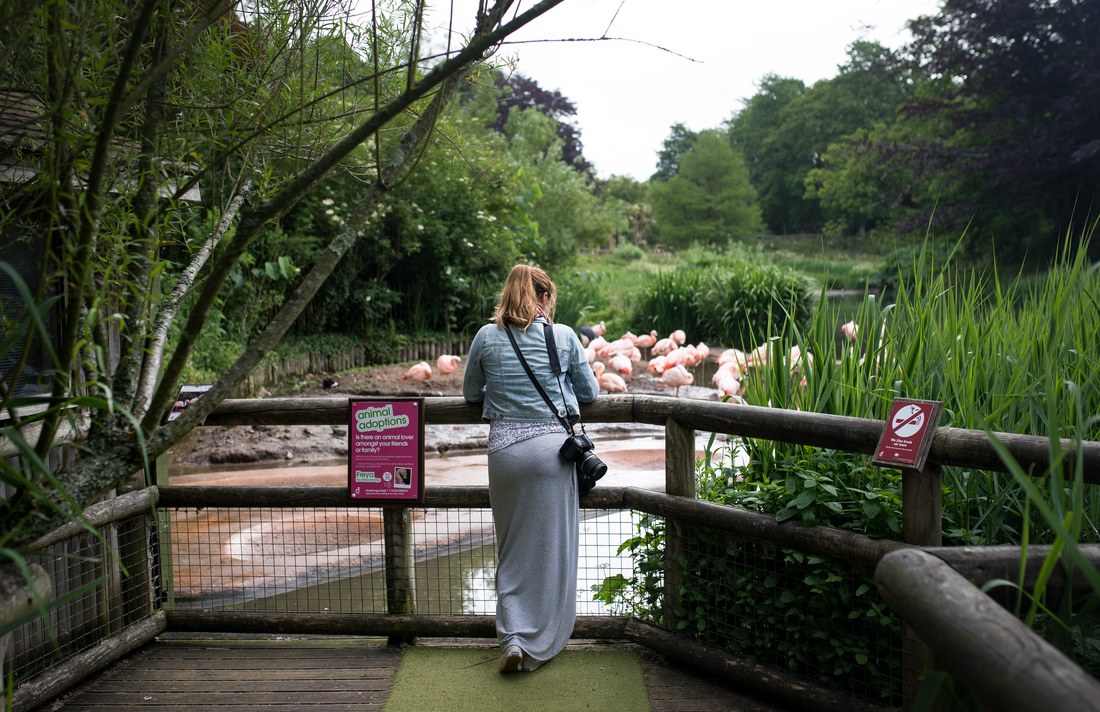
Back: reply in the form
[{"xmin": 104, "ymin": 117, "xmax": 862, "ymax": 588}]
[{"xmin": 169, "ymin": 359, "xmax": 715, "ymax": 470}]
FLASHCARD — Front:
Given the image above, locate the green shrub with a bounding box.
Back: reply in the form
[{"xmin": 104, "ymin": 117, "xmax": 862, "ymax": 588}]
[
  {"xmin": 179, "ymin": 313, "xmax": 246, "ymax": 384},
  {"xmin": 632, "ymin": 262, "xmax": 814, "ymax": 347},
  {"xmin": 554, "ymin": 269, "xmax": 611, "ymax": 332},
  {"xmin": 609, "ymin": 243, "xmax": 645, "ymax": 263}
]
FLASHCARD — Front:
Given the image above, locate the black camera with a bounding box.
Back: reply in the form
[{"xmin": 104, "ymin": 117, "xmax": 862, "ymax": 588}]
[{"xmin": 560, "ymin": 433, "xmax": 607, "ymax": 481}]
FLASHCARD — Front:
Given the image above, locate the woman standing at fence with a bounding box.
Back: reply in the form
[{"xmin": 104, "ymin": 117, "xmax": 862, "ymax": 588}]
[{"xmin": 463, "ymin": 264, "xmax": 600, "ymax": 673}]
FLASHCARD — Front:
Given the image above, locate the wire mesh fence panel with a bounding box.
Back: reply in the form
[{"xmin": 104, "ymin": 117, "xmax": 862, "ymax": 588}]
[
  {"xmin": 160, "ymin": 504, "xmax": 640, "ymax": 617},
  {"xmin": 674, "ymin": 525, "xmax": 906, "ymax": 707},
  {"xmin": 578, "ymin": 509, "xmax": 642, "ymax": 615},
  {"xmin": 412, "ymin": 506, "xmax": 496, "ymax": 615},
  {"xmin": 164, "ymin": 506, "xmax": 387, "ymax": 612},
  {"xmin": 10, "ymin": 513, "xmax": 158, "ymax": 684}
]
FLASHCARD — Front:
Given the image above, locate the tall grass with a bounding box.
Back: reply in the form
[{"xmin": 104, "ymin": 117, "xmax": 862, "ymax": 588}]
[
  {"xmin": 735, "ymin": 235, "xmax": 1100, "ymax": 545},
  {"xmin": 755, "ymin": 233, "xmax": 896, "ymax": 290}
]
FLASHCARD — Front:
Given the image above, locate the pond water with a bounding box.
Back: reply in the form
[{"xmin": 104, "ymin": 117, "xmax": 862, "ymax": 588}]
[
  {"xmin": 228, "ymin": 510, "xmax": 640, "ymax": 617},
  {"xmin": 169, "ymin": 430, "xmax": 730, "ymax": 616}
]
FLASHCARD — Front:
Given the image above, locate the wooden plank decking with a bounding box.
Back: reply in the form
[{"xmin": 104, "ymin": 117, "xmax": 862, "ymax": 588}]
[{"xmin": 41, "ymin": 635, "xmax": 793, "ymax": 712}]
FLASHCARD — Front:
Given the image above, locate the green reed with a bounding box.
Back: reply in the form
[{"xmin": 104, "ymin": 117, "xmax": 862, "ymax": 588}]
[{"xmin": 737, "ymin": 231, "xmax": 1100, "ymax": 547}]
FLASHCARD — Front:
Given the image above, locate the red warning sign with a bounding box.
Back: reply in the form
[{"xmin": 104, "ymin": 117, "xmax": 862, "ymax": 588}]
[{"xmin": 872, "ymin": 398, "xmax": 943, "ymax": 471}]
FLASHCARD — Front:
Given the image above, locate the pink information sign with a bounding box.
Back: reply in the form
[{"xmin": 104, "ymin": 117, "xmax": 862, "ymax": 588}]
[
  {"xmin": 872, "ymin": 398, "xmax": 943, "ymax": 472},
  {"xmin": 348, "ymin": 398, "xmax": 425, "ymax": 503}
]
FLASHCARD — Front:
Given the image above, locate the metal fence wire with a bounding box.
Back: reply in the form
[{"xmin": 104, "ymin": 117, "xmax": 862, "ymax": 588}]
[
  {"xmin": 9, "ymin": 513, "xmax": 159, "ymax": 684},
  {"xmin": 162, "ymin": 505, "xmax": 639, "ymax": 617},
  {"xmin": 676, "ymin": 524, "xmax": 908, "ymax": 707}
]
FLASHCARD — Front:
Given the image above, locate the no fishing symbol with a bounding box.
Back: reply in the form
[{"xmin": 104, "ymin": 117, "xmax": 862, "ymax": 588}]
[{"xmin": 872, "ymin": 398, "xmax": 943, "ymax": 472}]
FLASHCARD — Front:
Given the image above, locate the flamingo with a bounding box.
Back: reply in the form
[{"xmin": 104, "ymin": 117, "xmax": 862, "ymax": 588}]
[
  {"xmin": 670, "ymin": 329, "xmax": 687, "ymax": 345},
  {"xmin": 600, "ymin": 338, "xmax": 634, "ymax": 359},
  {"xmin": 651, "ymin": 337, "xmax": 676, "ymax": 357},
  {"xmin": 609, "ymin": 354, "xmax": 633, "ymax": 377},
  {"xmin": 591, "ymin": 360, "xmax": 606, "ymax": 378},
  {"xmin": 712, "ymin": 361, "xmax": 742, "ymax": 384},
  {"xmin": 436, "ymin": 354, "xmax": 461, "ymax": 376},
  {"xmin": 646, "ymin": 355, "xmax": 668, "ymax": 376},
  {"xmin": 579, "ymin": 321, "xmax": 606, "ymax": 347},
  {"xmin": 841, "ymin": 320, "xmax": 859, "ymax": 342},
  {"xmin": 787, "ymin": 345, "xmax": 814, "ymax": 375},
  {"xmin": 634, "ymin": 330, "xmax": 658, "ymax": 350},
  {"xmin": 745, "ymin": 342, "xmax": 771, "ymax": 369},
  {"xmin": 664, "ymin": 346, "xmax": 692, "ymax": 368},
  {"xmin": 401, "ymin": 361, "xmax": 432, "ymax": 382},
  {"xmin": 598, "ymin": 372, "xmax": 628, "ymax": 393},
  {"xmin": 681, "ymin": 344, "xmax": 702, "ymax": 367},
  {"xmin": 715, "ymin": 371, "xmax": 743, "ymax": 400},
  {"xmin": 659, "ymin": 364, "xmax": 694, "ymax": 397},
  {"xmin": 718, "ymin": 348, "xmax": 749, "ymax": 370}
]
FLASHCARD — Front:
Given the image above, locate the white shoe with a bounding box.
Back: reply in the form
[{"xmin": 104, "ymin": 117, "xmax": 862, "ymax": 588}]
[
  {"xmin": 499, "ymin": 644, "xmax": 523, "ymax": 673},
  {"xmin": 521, "ymin": 654, "xmax": 546, "ymax": 672}
]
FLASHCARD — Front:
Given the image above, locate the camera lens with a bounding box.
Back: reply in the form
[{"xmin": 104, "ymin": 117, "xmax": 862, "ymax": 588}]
[{"xmin": 577, "ymin": 451, "xmax": 607, "ymax": 480}]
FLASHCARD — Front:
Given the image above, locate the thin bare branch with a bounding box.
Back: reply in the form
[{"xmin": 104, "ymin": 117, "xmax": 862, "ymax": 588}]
[
  {"xmin": 133, "ymin": 178, "xmax": 254, "ymax": 420},
  {"xmin": 502, "ymin": 35, "xmax": 702, "ymax": 64}
]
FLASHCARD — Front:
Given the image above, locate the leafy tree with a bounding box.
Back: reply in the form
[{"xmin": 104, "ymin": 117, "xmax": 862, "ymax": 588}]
[
  {"xmin": 489, "ymin": 72, "xmax": 592, "ymax": 175},
  {"xmin": 498, "ymin": 108, "xmax": 615, "ymax": 270},
  {"xmin": 598, "ymin": 175, "xmax": 655, "ymax": 246},
  {"xmin": 651, "ymin": 122, "xmax": 698, "ymax": 182},
  {"xmin": 728, "ymin": 74, "xmax": 807, "ymax": 233},
  {"xmin": 648, "ymin": 130, "xmax": 763, "ymax": 247},
  {"xmin": 898, "ymin": 0, "xmax": 1100, "ymax": 259},
  {"xmin": 728, "ymin": 43, "xmax": 912, "ymax": 235},
  {"xmin": 0, "ymin": 0, "xmax": 567, "ymax": 557}
]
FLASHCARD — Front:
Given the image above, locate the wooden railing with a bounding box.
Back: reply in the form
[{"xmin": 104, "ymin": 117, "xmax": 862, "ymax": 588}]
[{"xmin": 10, "ymin": 394, "xmax": 1100, "ymax": 712}]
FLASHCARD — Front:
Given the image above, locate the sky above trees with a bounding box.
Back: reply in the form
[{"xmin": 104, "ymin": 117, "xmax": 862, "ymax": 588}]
[{"xmin": 419, "ymin": 0, "xmax": 941, "ymax": 180}]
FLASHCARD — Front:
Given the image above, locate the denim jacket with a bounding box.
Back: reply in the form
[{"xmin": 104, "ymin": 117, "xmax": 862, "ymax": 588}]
[{"xmin": 463, "ymin": 317, "xmax": 599, "ymax": 423}]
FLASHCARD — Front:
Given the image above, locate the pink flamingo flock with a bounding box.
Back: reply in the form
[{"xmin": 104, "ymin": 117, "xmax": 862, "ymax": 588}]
[{"xmin": 399, "ymin": 321, "xmax": 866, "ymax": 401}]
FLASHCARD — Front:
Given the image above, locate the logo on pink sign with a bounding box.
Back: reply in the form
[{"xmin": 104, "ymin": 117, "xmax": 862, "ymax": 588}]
[{"xmin": 348, "ymin": 398, "xmax": 424, "ymax": 503}]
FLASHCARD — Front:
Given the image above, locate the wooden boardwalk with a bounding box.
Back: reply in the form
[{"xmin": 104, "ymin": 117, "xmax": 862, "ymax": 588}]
[{"xmin": 41, "ymin": 635, "xmax": 793, "ymax": 712}]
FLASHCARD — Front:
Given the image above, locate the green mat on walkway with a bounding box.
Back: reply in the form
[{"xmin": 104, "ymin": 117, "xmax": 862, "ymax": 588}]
[{"xmin": 383, "ymin": 647, "xmax": 651, "ymax": 712}]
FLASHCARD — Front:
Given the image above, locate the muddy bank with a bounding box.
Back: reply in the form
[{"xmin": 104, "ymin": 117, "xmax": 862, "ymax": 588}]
[{"xmin": 169, "ymin": 359, "xmax": 720, "ymax": 469}]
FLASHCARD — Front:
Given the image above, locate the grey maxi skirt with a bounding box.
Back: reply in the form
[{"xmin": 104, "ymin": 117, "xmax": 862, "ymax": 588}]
[{"xmin": 487, "ymin": 431, "xmax": 579, "ymax": 663}]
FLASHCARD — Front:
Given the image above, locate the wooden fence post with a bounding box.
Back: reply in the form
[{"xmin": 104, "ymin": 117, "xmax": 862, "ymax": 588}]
[
  {"xmin": 663, "ymin": 417, "xmax": 696, "ymax": 631},
  {"xmin": 901, "ymin": 463, "xmax": 943, "ymax": 708},
  {"xmin": 383, "ymin": 506, "xmax": 416, "ymax": 645}
]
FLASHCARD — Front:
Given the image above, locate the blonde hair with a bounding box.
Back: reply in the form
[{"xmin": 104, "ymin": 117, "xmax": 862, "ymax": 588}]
[{"xmin": 492, "ymin": 264, "xmax": 556, "ymax": 330}]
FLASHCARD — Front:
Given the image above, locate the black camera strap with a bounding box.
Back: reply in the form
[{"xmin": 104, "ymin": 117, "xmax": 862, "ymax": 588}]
[{"xmin": 504, "ymin": 322, "xmax": 573, "ymax": 435}]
